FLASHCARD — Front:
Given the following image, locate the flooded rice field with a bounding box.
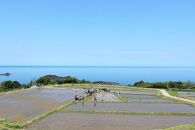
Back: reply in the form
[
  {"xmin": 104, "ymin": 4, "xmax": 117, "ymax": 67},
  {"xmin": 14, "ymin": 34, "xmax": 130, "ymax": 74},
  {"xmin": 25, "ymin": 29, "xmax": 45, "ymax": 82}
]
[
  {"xmin": 120, "ymin": 93, "xmax": 174, "ymax": 103},
  {"xmin": 0, "ymin": 88, "xmax": 83, "ymax": 122},
  {"xmin": 1, "ymin": 87, "xmax": 195, "ymax": 130},
  {"xmin": 65, "ymin": 102, "xmax": 195, "ymax": 113},
  {"xmin": 95, "ymin": 92, "xmax": 121, "ymax": 102},
  {"xmin": 119, "ymin": 90, "xmax": 156, "ymax": 95},
  {"xmin": 120, "ymin": 94, "xmax": 159, "ymax": 99},
  {"xmin": 178, "ymin": 91, "xmax": 195, "ymax": 97},
  {"xmin": 126, "ymin": 98, "xmax": 174, "ymax": 103},
  {"xmin": 27, "ymin": 112, "xmax": 195, "ymax": 130}
]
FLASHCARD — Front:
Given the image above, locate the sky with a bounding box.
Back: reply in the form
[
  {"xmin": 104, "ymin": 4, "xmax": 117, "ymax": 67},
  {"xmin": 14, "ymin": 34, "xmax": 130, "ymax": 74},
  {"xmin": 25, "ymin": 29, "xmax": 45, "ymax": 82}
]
[{"xmin": 0, "ymin": 0, "xmax": 195, "ymax": 66}]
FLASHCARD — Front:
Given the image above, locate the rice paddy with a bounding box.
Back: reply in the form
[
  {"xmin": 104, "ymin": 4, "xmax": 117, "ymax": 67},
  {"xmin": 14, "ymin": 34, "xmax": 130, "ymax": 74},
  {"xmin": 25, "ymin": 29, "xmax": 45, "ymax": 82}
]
[{"xmin": 0, "ymin": 86, "xmax": 195, "ymax": 130}]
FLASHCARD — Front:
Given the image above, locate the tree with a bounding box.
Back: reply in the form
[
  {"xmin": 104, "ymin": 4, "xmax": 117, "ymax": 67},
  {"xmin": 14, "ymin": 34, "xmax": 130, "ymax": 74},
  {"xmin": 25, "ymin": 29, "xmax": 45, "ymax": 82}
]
[
  {"xmin": 36, "ymin": 77, "xmax": 53, "ymax": 86},
  {"xmin": 134, "ymin": 81, "xmax": 146, "ymax": 87},
  {"xmin": 0, "ymin": 80, "xmax": 21, "ymax": 91}
]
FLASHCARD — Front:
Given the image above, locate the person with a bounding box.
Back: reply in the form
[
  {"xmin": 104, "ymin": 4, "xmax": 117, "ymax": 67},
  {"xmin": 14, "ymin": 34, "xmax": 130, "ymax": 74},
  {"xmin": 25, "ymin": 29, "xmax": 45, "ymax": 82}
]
[
  {"xmin": 91, "ymin": 87, "xmax": 94, "ymax": 93},
  {"xmin": 117, "ymin": 91, "xmax": 120, "ymax": 96},
  {"xmin": 94, "ymin": 96, "xmax": 97, "ymax": 102},
  {"xmin": 75, "ymin": 95, "xmax": 79, "ymax": 100}
]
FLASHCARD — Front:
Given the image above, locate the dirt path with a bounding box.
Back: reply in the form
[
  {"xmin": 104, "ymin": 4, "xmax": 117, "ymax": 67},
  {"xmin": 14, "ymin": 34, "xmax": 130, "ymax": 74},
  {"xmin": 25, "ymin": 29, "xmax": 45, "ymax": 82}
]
[{"xmin": 159, "ymin": 89, "xmax": 195, "ymax": 104}]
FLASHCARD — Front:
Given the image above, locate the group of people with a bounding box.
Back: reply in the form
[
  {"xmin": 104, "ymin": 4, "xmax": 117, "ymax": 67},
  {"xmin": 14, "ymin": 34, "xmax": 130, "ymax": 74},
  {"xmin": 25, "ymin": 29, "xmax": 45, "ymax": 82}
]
[
  {"xmin": 74, "ymin": 87, "xmax": 97, "ymax": 101},
  {"xmin": 84, "ymin": 87, "xmax": 97, "ymax": 96},
  {"xmin": 113, "ymin": 90, "xmax": 121, "ymax": 95},
  {"xmin": 74, "ymin": 87, "xmax": 121, "ymax": 101},
  {"xmin": 74, "ymin": 95, "xmax": 84, "ymax": 100}
]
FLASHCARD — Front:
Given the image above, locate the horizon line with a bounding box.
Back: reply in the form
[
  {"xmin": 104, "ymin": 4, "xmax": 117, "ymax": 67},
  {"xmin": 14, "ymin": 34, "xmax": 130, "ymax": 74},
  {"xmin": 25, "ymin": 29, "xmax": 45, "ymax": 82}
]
[{"xmin": 0, "ymin": 65, "xmax": 195, "ymax": 68}]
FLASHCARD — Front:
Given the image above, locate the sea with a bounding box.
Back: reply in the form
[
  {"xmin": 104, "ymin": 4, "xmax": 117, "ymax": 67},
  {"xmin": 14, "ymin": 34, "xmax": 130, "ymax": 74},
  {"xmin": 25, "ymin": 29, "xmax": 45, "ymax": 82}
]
[{"xmin": 0, "ymin": 66, "xmax": 195, "ymax": 85}]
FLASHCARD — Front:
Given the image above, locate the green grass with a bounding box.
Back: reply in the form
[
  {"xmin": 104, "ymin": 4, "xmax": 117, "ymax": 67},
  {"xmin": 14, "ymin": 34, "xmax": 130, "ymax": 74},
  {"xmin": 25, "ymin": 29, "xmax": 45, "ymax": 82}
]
[
  {"xmin": 168, "ymin": 90, "xmax": 178, "ymax": 97},
  {"xmin": 0, "ymin": 118, "xmax": 24, "ymax": 130},
  {"xmin": 166, "ymin": 89, "xmax": 195, "ymax": 107},
  {"xmin": 181, "ymin": 96, "xmax": 195, "ymax": 101},
  {"xmin": 162, "ymin": 123, "xmax": 195, "ymax": 130}
]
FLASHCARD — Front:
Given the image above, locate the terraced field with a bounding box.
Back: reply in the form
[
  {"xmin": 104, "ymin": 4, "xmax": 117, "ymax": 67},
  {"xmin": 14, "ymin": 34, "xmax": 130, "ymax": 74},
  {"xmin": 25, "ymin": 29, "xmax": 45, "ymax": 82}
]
[
  {"xmin": 1, "ymin": 87, "xmax": 195, "ymax": 130},
  {"xmin": 0, "ymin": 87, "xmax": 83, "ymax": 122},
  {"xmin": 177, "ymin": 91, "xmax": 195, "ymax": 101},
  {"xmin": 65, "ymin": 102, "xmax": 195, "ymax": 113},
  {"xmin": 65, "ymin": 90, "xmax": 195, "ymax": 114},
  {"xmin": 27, "ymin": 112, "xmax": 195, "ymax": 130}
]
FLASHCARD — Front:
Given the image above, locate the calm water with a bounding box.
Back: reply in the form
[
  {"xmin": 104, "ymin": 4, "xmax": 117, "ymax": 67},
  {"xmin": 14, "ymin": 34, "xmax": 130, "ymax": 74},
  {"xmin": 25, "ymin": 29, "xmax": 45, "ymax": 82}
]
[{"xmin": 0, "ymin": 66, "xmax": 195, "ymax": 85}]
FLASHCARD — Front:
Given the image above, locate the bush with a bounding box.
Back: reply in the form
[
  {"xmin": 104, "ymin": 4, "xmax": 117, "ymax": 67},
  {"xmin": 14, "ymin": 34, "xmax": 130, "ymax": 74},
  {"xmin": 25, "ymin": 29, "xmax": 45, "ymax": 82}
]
[
  {"xmin": 0, "ymin": 80, "xmax": 21, "ymax": 92},
  {"xmin": 36, "ymin": 77, "xmax": 56, "ymax": 86},
  {"xmin": 133, "ymin": 81, "xmax": 195, "ymax": 89}
]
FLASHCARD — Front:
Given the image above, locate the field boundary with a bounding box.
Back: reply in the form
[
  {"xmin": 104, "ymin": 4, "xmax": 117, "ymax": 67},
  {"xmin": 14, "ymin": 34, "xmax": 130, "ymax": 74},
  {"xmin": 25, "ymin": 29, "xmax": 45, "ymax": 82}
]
[
  {"xmin": 159, "ymin": 89, "xmax": 195, "ymax": 106},
  {"xmin": 61, "ymin": 110, "xmax": 195, "ymax": 116}
]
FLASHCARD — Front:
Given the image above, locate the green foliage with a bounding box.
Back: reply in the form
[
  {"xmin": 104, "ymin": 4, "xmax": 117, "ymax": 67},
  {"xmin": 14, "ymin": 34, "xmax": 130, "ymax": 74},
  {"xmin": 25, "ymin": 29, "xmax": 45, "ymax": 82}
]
[
  {"xmin": 0, "ymin": 81, "xmax": 21, "ymax": 92},
  {"xmin": 79, "ymin": 79, "xmax": 91, "ymax": 84},
  {"xmin": 36, "ymin": 77, "xmax": 56, "ymax": 86},
  {"xmin": 36, "ymin": 75, "xmax": 91, "ymax": 86},
  {"xmin": 62, "ymin": 76, "xmax": 79, "ymax": 83},
  {"xmin": 133, "ymin": 81, "xmax": 151, "ymax": 88},
  {"xmin": 92, "ymin": 81, "xmax": 119, "ymax": 85},
  {"xmin": 133, "ymin": 80, "xmax": 195, "ymax": 89}
]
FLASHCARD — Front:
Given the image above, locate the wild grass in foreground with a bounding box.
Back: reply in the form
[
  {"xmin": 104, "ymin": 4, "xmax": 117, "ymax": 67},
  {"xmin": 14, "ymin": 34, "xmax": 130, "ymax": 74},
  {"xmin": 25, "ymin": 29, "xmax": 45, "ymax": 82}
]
[
  {"xmin": 0, "ymin": 118, "xmax": 23, "ymax": 130},
  {"xmin": 162, "ymin": 123, "xmax": 195, "ymax": 130}
]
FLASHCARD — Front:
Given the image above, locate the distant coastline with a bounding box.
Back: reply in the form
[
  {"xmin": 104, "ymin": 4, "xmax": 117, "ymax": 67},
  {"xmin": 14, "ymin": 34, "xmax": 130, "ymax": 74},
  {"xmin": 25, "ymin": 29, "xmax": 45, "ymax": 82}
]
[
  {"xmin": 0, "ymin": 73, "xmax": 11, "ymax": 76},
  {"xmin": 0, "ymin": 65, "xmax": 195, "ymax": 68},
  {"xmin": 0, "ymin": 66, "xmax": 195, "ymax": 85}
]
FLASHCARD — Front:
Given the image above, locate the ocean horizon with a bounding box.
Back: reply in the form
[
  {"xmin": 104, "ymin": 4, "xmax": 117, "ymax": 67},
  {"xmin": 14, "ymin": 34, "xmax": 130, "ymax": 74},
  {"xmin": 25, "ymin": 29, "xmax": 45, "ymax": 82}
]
[{"xmin": 0, "ymin": 66, "xmax": 195, "ymax": 85}]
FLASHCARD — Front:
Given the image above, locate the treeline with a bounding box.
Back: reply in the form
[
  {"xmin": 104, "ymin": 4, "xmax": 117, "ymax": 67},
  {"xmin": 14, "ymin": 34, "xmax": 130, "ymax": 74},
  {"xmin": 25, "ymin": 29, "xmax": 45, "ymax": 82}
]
[
  {"xmin": 130, "ymin": 80, "xmax": 195, "ymax": 89},
  {"xmin": 92, "ymin": 81, "xmax": 119, "ymax": 85},
  {"xmin": 36, "ymin": 75, "xmax": 91, "ymax": 86},
  {"xmin": 1, "ymin": 75, "xmax": 195, "ymax": 93},
  {"xmin": 0, "ymin": 80, "xmax": 30, "ymax": 92},
  {"xmin": 36, "ymin": 75, "xmax": 119, "ymax": 86},
  {"xmin": 0, "ymin": 75, "xmax": 120, "ymax": 92}
]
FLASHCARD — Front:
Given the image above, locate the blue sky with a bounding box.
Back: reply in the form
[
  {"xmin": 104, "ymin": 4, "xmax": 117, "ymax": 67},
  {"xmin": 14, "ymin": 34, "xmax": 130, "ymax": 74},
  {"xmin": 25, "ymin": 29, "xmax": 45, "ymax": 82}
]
[{"xmin": 0, "ymin": 0, "xmax": 195, "ymax": 66}]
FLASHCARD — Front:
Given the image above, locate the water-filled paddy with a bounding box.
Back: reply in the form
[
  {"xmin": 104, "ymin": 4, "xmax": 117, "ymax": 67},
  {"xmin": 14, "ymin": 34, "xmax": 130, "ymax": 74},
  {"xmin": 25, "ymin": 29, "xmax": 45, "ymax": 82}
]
[
  {"xmin": 120, "ymin": 94, "xmax": 159, "ymax": 99},
  {"xmin": 95, "ymin": 92, "xmax": 121, "ymax": 102},
  {"xmin": 27, "ymin": 112, "xmax": 195, "ymax": 130},
  {"xmin": 120, "ymin": 92, "xmax": 174, "ymax": 103},
  {"xmin": 119, "ymin": 90, "xmax": 156, "ymax": 95},
  {"xmin": 0, "ymin": 88, "xmax": 83, "ymax": 122},
  {"xmin": 178, "ymin": 92, "xmax": 195, "ymax": 97},
  {"xmin": 126, "ymin": 98, "xmax": 174, "ymax": 103},
  {"xmin": 65, "ymin": 102, "xmax": 195, "ymax": 113}
]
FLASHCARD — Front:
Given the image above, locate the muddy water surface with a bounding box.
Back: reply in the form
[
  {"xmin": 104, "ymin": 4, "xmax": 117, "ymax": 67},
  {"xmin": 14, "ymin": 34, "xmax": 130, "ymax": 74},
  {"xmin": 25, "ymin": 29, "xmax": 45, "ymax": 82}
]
[
  {"xmin": 66, "ymin": 102, "xmax": 195, "ymax": 113},
  {"xmin": 178, "ymin": 92, "xmax": 195, "ymax": 97},
  {"xmin": 119, "ymin": 90, "xmax": 156, "ymax": 95},
  {"xmin": 120, "ymin": 93, "xmax": 174, "ymax": 103},
  {"xmin": 27, "ymin": 112, "xmax": 195, "ymax": 130},
  {"xmin": 0, "ymin": 88, "xmax": 83, "ymax": 122}
]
